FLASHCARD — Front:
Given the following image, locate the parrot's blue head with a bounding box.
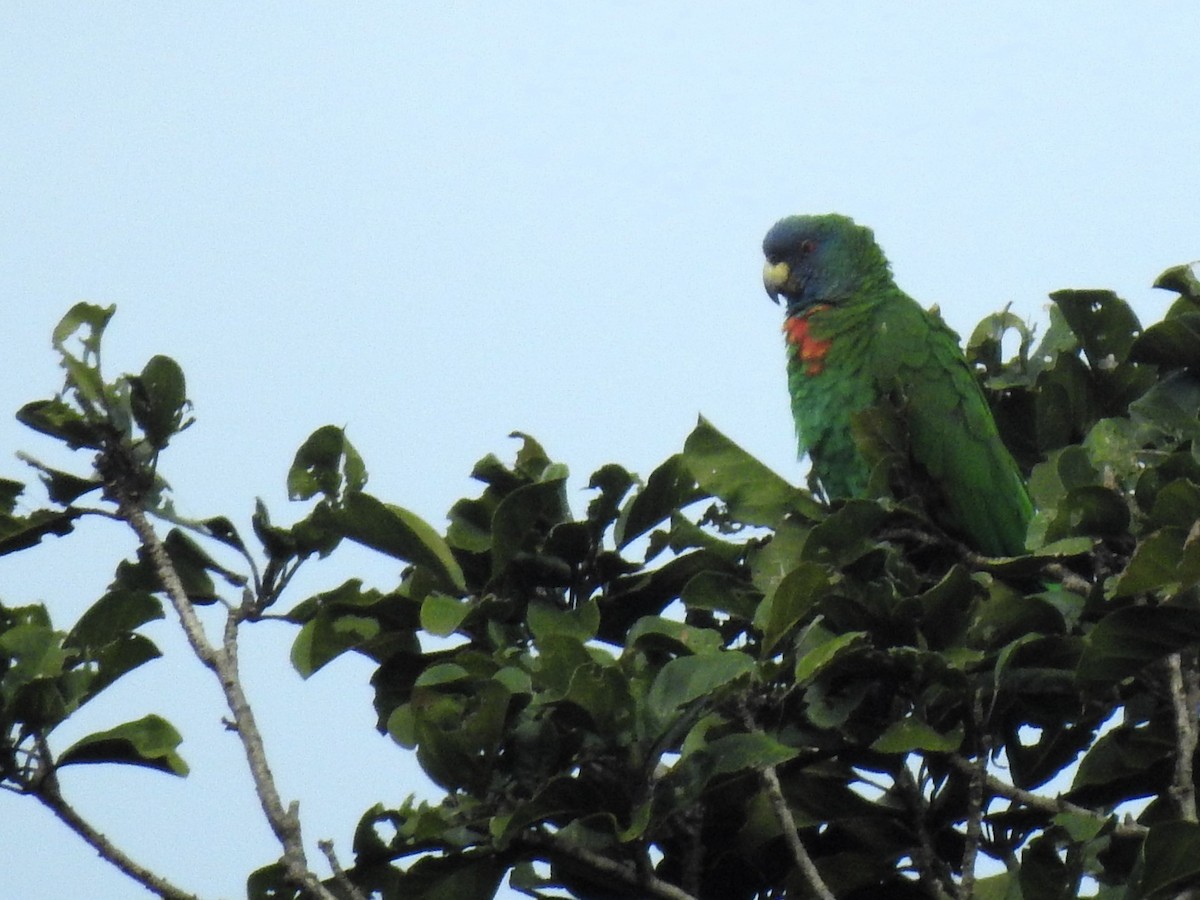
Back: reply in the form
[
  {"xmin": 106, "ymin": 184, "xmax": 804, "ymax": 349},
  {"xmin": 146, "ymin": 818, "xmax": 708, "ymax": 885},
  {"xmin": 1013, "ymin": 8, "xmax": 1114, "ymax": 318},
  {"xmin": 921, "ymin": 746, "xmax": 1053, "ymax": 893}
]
[{"xmin": 762, "ymin": 214, "xmax": 891, "ymax": 314}]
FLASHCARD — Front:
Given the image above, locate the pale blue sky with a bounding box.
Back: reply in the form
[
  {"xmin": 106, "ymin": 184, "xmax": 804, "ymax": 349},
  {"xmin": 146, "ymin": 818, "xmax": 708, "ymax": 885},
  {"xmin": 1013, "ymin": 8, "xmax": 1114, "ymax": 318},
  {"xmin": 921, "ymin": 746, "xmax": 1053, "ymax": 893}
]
[{"xmin": 2, "ymin": 6, "xmax": 1198, "ymax": 898}]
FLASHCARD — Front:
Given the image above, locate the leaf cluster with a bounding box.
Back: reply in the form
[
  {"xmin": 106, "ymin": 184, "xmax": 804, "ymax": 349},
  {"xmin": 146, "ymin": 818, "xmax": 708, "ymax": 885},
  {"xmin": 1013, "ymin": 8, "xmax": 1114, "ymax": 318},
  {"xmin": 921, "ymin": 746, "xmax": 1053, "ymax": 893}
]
[{"xmin": 5, "ymin": 266, "xmax": 1200, "ymax": 899}]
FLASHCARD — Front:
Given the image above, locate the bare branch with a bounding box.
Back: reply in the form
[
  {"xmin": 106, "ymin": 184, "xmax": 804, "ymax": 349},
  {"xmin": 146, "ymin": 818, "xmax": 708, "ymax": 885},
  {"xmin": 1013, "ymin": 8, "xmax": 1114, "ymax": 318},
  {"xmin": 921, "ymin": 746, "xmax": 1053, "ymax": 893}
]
[
  {"xmin": 947, "ymin": 755, "xmax": 1148, "ymax": 840},
  {"xmin": 759, "ymin": 763, "xmax": 836, "ymax": 900},
  {"xmin": 1038, "ymin": 562, "xmax": 1093, "ymax": 596},
  {"xmin": 28, "ymin": 736, "xmax": 199, "ymax": 900},
  {"xmin": 959, "ymin": 693, "xmax": 989, "ymax": 900},
  {"xmin": 118, "ymin": 498, "xmax": 337, "ymax": 900},
  {"xmin": 1167, "ymin": 651, "xmax": 1199, "ymax": 822},
  {"xmin": 894, "ymin": 765, "xmax": 955, "ymax": 900},
  {"xmin": 318, "ymin": 840, "xmax": 367, "ymax": 900}
]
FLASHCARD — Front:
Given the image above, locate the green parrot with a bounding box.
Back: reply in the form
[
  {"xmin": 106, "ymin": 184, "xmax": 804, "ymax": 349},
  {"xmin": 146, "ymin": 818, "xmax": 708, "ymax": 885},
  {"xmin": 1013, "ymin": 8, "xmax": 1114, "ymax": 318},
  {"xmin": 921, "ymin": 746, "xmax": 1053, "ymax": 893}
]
[{"xmin": 761, "ymin": 213, "xmax": 1032, "ymax": 557}]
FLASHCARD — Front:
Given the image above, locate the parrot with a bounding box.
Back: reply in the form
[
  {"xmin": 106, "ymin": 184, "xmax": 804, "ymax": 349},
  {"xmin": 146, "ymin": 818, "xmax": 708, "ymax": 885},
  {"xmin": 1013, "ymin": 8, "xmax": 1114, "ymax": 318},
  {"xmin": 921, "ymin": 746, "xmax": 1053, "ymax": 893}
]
[{"xmin": 761, "ymin": 213, "xmax": 1032, "ymax": 557}]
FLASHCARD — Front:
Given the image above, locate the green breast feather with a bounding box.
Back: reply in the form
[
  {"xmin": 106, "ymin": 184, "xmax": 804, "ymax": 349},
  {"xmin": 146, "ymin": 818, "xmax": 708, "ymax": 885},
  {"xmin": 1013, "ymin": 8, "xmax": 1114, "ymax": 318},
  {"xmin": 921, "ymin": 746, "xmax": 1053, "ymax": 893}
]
[{"xmin": 763, "ymin": 214, "xmax": 1032, "ymax": 557}]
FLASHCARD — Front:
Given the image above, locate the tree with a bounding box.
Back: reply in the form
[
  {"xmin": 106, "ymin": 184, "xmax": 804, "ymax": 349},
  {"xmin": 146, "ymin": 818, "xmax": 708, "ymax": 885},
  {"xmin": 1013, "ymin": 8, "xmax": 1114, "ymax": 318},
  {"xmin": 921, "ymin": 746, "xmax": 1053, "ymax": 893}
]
[{"xmin": 3, "ymin": 265, "xmax": 1200, "ymax": 899}]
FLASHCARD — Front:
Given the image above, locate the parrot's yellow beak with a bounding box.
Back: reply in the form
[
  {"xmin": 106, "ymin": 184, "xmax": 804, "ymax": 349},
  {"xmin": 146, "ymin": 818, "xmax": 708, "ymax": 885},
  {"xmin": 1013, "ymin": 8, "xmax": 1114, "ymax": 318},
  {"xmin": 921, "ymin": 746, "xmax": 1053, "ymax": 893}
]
[{"xmin": 763, "ymin": 260, "xmax": 790, "ymax": 303}]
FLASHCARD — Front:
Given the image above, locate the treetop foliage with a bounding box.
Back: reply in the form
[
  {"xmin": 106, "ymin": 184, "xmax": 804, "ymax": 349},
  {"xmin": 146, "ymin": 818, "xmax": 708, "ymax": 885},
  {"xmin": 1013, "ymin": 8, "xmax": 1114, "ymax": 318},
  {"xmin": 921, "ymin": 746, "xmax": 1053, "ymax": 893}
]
[{"xmin": 4, "ymin": 261, "xmax": 1200, "ymax": 898}]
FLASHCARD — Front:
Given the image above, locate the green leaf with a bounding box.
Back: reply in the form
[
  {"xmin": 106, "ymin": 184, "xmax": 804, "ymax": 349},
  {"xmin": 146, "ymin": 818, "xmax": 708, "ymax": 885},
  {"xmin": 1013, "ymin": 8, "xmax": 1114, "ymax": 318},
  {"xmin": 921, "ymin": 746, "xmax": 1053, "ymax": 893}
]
[
  {"xmin": 1148, "ymin": 479, "xmax": 1200, "ymax": 530},
  {"xmin": 291, "ymin": 609, "xmax": 381, "ymax": 678},
  {"xmin": 968, "ymin": 309, "xmax": 1032, "ymax": 375},
  {"xmin": 700, "ymin": 731, "xmax": 799, "ymax": 777},
  {"xmin": 129, "ymin": 354, "xmax": 191, "ymax": 449},
  {"xmin": 1154, "ymin": 261, "xmax": 1200, "ymax": 303},
  {"xmin": 614, "ymin": 454, "xmax": 702, "ymax": 548},
  {"xmin": 1130, "ymin": 372, "xmax": 1200, "ymax": 443},
  {"xmin": 15, "ymin": 399, "xmax": 104, "ymax": 449},
  {"xmin": 794, "ymin": 627, "xmax": 867, "ymax": 685},
  {"xmin": 871, "ymin": 717, "xmax": 963, "ymax": 753},
  {"xmin": 1077, "ymin": 606, "xmax": 1200, "ymax": 685},
  {"xmin": 394, "ymin": 853, "xmax": 507, "ymax": 900},
  {"xmin": 800, "ymin": 499, "xmax": 886, "ymax": 566},
  {"xmin": 52, "ymin": 302, "xmax": 116, "ymax": 353},
  {"xmin": 490, "ymin": 478, "xmax": 570, "ymax": 577},
  {"xmin": 386, "ymin": 703, "xmax": 418, "ymax": 748},
  {"xmin": 749, "ymin": 517, "xmax": 811, "ymax": 596},
  {"xmin": 679, "ymin": 569, "xmax": 761, "ymax": 620},
  {"xmin": 586, "ymin": 463, "xmax": 635, "ymax": 535},
  {"xmin": 682, "ymin": 417, "xmax": 818, "ymax": 526},
  {"xmin": 420, "ymin": 593, "xmax": 471, "ymax": 637},
  {"xmin": 1140, "ymin": 821, "xmax": 1200, "ymax": 898},
  {"xmin": 414, "ymin": 663, "xmax": 471, "ymax": 688},
  {"xmin": 50, "ymin": 303, "xmax": 117, "ymax": 414},
  {"xmin": 18, "ymin": 456, "xmax": 102, "ymax": 504},
  {"xmin": 626, "ymin": 616, "xmax": 725, "ymax": 656},
  {"xmin": 1130, "ymin": 312, "xmax": 1200, "ymax": 371},
  {"xmin": 158, "ymin": 528, "xmax": 239, "ymax": 602},
  {"xmin": 0, "ymin": 623, "xmax": 68, "ymax": 687},
  {"xmin": 0, "ymin": 505, "xmax": 82, "ymax": 555},
  {"xmin": 58, "ymin": 714, "xmax": 188, "ymax": 776},
  {"xmin": 246, "ymin": 862, "xmax": 296, "ymax": 900},
  {"xmin": 1072, "ymin": 723, "xmax": 1172, "ymax": 793},
  {"xmin": 527, "ymin": 599, "xmax": 599, "ymax": 644},
  {"xmin": 82, "ymin": 634, "xmax": 162, "ymax": 704},
  {"xmin": 1052, "ymin": 810, "xmax": 1107, "ymax": 843},
  {"xmin": 755, "ymin": 561, "xmax": 830, "ymax": 656},
  {"xmin": 335, "ymin": 493, "xmax": 466, "ymax": 594},
  {"xmin": 287, "ymin": 425, "xmax": 367, "ymax": 501},
  {"xmin": 969, "ymin": 872, "xmax": 1019, "ymax": 900},
  {"xmin": 65, "ymin": 589, "xmax": 163, "ymax": 652},
  {"xmin": 1112, "ymin": 528, "xmax": 1200, "ymax": 597},
  {"xmin": 647, "ymin": 651, "xmax": 755, "ymax": 720},
  {"xmin": 556, "ymin": 661, "xmax": 629, "ymax": 734},
  {"xmin": 1051, "ymin": 289, "xmax": 1142, "ymax": 368}
]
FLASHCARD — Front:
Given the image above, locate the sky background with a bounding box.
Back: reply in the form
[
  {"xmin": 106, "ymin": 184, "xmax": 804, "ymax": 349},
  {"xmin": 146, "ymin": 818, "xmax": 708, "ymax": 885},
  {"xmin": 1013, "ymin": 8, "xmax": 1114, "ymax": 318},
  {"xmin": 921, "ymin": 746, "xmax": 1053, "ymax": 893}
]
[{"xmin": 2, "ymin": 5, "xmax": 1198, "ymax": 898}]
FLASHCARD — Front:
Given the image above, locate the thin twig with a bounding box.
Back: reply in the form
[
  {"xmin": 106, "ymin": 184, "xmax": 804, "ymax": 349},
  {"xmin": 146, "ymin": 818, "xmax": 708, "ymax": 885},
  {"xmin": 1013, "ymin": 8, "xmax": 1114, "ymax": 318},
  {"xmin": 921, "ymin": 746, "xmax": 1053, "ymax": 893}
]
[
  {"xmin": 119, "ymin": 498, "xmax": 337, "ymax": 900},
  {"xmin": 525, "ymin": 829, "xmax": 697, "ymax": 900},
  {"xmin": 318, "ymin": 839, "xmax": 367, "ymax": 900},
  {"xmin": 28, "ymin": 735, "xmax": 199, "ymax": 900},
  {"xmin": 878, "ymin": 525, "xmax": 1091, "ymax": 594},
  {"xmin": 959, "ymin": 692, "xmax": 988, "ymax": 900},
  {"xmin": 895, "ymin": 765, "xmax": 955, "ymax": 900},
  {"xmin": 733, "ymin": 700, "xmax": 835, "ymax": 900},
  {"xmin": 1040, "ymin": 562, "xmax": 1092, "ymax": 596},
  {"xmin": 1167, "ymin": 652, "xmax": 1199, "ymax": 822},
  {"xmin": 947, "ymin": 755, "xmax": 1148, "ymax": 840},
  {"xmin": 759, "ymin": 764, "xmax": 836, "ymax": 900}
]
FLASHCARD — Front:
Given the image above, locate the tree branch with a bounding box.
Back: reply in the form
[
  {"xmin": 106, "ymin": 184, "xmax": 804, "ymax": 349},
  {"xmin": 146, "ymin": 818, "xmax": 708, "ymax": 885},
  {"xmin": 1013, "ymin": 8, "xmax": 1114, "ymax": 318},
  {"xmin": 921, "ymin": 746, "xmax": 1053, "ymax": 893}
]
[
  {"xmin": 958, "ymin": 694, "xmax": 989, "ymax": 900},
  {"xmin": 894, "ymin": 764, "xmax": 955, "ymax": 900},
  {"xmin": 118, "ymin": 498, "xmax": 338, "ymax": 900},
  {"xmin": 318, "ymin": 839, "xmax": 367, "ymax": 900},
  {"xmin": 759, "ymin": 763, "xmax": 836, "ymax": 900},
  {"xmin": 1167, "ymin": 651, "xmax": 1199, "ymax": 822},
  {"xmin": 947, "ymin": 754, "xmax": 1148, "ymax": 840},
  {"xmin": 28, "ymin": 736, "xmax": 199, "ymax": 900}
]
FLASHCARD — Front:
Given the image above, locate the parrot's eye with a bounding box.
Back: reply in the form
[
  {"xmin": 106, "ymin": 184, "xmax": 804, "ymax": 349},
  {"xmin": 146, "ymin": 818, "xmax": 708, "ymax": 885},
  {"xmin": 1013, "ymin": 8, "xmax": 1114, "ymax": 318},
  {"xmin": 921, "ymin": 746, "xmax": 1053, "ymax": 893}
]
[{"xmin": 799, "ymin": 239, "xmax": 816, "ymax": 255}]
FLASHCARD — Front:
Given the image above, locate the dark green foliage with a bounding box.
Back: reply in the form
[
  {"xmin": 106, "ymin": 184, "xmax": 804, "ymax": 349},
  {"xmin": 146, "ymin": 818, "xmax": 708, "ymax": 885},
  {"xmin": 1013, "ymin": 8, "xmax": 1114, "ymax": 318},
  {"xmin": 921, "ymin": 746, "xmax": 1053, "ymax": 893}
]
[{"xmin": 7, "ymin": 269, "xmax": 1200, "ymax": 898}]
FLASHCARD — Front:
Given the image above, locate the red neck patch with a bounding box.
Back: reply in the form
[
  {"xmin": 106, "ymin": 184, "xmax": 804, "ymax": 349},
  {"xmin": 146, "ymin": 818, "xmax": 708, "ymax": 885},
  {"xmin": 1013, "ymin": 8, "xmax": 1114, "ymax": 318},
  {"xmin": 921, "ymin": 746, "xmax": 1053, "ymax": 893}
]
[{"xmin": 783, "ymin": 307, "xmax": 832, "ymax": 376}]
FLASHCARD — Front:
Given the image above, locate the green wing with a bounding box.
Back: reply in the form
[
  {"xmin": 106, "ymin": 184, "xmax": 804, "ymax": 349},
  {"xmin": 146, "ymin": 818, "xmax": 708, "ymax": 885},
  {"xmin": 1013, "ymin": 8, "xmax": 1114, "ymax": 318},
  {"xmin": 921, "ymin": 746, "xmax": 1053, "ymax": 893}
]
[{"xmin": 874, "ymin": 296, "xmax": 1032, "ymax": 556}]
